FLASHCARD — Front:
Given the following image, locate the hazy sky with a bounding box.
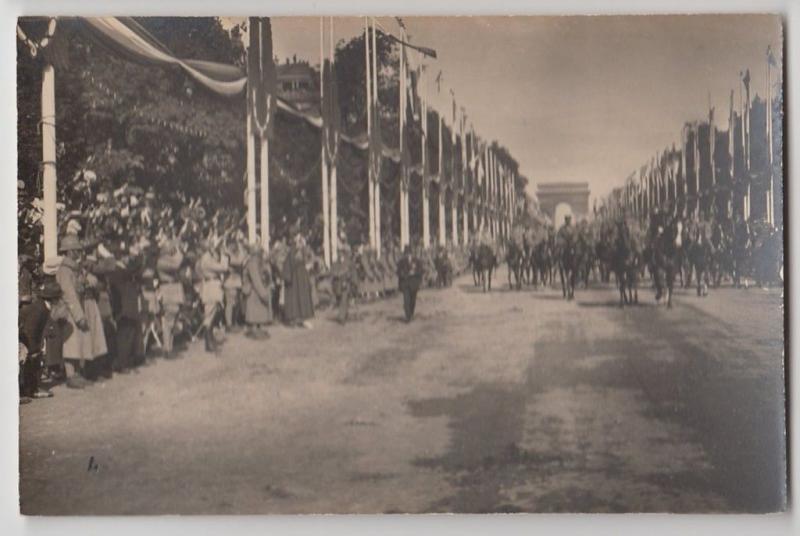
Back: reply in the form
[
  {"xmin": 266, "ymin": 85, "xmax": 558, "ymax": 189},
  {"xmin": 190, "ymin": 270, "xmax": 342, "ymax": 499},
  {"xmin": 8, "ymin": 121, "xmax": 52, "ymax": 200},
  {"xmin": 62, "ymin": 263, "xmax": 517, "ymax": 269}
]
[{"xmin": 228, "ymin": 15, "xmax": 782, "ymax": 203}]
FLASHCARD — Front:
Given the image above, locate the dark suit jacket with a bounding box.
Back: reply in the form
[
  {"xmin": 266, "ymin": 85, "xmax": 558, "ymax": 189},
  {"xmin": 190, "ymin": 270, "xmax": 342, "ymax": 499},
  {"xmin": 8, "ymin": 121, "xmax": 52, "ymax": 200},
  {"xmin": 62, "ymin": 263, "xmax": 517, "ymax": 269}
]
[{"xmin": 19, "ymin": 299, "xmax": 51, "ymax": 356}]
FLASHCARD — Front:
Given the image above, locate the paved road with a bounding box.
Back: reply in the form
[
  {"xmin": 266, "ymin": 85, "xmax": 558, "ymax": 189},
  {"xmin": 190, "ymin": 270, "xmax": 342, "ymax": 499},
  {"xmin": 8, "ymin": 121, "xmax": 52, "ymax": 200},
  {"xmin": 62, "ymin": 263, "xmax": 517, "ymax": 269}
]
[{"xmin": 19, "ymin": 270, "xmax": 786, "ymax": 514}]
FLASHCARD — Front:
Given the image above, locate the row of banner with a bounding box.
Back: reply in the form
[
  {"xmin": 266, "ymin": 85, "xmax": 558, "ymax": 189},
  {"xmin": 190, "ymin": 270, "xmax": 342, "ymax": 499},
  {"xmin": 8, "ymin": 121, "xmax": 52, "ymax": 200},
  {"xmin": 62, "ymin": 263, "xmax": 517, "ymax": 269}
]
[{"xmin": 606, "ymin": 50, "xmax": 781, "ymax": 228}]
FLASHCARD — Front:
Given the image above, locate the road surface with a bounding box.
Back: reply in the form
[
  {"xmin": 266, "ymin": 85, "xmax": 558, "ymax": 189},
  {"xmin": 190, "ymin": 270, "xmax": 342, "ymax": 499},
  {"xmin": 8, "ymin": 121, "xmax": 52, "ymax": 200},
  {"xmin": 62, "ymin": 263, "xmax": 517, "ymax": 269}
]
[{"xmin": 19, "ymin": 269, "xmax": 786, "ymax": 514}]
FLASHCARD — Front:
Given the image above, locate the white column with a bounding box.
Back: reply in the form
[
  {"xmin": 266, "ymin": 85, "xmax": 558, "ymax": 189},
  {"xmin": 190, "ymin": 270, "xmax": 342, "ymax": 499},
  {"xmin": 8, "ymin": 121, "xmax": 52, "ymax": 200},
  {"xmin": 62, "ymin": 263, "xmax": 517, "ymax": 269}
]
[
  {"xmin": 41, "ymin": 64, "xmax": 57, "ymax": 261},
  {"xmin": 365, "ymin": 18, "xmax": 375, "ymax": 250}
]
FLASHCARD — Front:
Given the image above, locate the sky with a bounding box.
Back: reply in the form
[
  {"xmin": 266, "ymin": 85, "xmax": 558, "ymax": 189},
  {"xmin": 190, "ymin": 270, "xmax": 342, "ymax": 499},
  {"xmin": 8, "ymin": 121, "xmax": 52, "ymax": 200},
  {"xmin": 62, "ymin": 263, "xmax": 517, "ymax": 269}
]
[{"xmin": 224, "ymin": 15, "xmax": 782, "ymax": 204}]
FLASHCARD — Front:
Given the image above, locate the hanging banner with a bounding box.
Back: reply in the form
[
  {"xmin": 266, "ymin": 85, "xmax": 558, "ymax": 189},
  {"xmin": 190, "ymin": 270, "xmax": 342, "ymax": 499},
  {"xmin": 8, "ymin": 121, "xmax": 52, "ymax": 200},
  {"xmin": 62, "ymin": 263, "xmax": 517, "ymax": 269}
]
[{"xmin": 248, "ymin": 17, "xmax": 277, "ymax": 138}]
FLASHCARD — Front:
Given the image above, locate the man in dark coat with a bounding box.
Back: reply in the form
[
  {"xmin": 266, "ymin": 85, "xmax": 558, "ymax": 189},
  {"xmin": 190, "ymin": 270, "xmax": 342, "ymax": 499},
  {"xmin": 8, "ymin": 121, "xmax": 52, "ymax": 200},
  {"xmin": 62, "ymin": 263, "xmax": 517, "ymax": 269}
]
[
  {"xmin": 104, "ymin": 248, "xmax": 145, "ymax": 372},
  {"xmin": 282, "ymin": 233, "xmax": 315, "ymax": 328},
  {"xmin": 19, "ymin": 279, "xmax": 63, "ymax": 401},
  {"xmin": 396, "ymin": 245, "xmax": 423, "ymax": 322}
]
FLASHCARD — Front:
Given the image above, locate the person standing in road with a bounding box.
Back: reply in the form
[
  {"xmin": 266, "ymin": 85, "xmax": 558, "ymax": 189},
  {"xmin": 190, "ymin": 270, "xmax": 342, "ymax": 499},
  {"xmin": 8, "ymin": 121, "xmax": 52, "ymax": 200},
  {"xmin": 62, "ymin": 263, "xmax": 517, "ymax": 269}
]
[
  {"xmin": 396, "ymin": 245, "xmax": 423, "ymax": 322},
  {"xmin": 282, "ymin": 232, "xmax": 315, "ymax": 328},
  {"xmin": 242, "ymin": 241, "xmax": 273, "ymax": 339}
]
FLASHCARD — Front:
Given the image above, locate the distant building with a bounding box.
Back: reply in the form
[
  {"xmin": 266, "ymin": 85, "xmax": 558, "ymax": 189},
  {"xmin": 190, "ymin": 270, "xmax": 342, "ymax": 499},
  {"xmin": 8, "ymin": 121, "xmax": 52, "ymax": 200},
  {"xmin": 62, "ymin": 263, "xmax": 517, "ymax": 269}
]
[
  {"xmin": 536, "ymin": 182, "xmax": 591, "ymax": 223},
  {"xmin": 276, "ymin": 56, "xmax": 318, "ymax": 112}
]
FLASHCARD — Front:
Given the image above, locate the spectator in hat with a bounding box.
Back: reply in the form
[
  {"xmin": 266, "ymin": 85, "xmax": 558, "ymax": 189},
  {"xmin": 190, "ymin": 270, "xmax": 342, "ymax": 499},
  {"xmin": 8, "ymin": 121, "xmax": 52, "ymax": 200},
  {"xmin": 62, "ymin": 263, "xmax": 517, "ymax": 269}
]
[
  {"xmin": 198, "ymin": 238, "xmax": 229, "ymax": 352},
  {"xmin": 55, "ymin": 234, "xmax": 107, "ymax": 389},
  {"xmin": 222, "ymin": 233, "xmax": 247, "ymax": 332},
  {"xmin": 282, "ymin": 232, "xmax": 315, "ymax": 328},
  {"xmin": 242, "ymin": 241, "xmax": 273, "ymax": 339},
  {"xmin": 19, "ymin": 279, "xmax": 63, "ymax": 402},
  {"xmin": 156, "ymin": 232, "xmax": 186, "ymax": 358}
]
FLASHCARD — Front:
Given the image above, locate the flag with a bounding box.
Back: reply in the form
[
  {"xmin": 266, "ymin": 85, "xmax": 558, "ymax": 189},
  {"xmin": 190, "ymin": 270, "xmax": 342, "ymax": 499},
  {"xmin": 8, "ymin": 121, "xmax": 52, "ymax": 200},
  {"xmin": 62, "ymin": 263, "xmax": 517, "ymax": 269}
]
[
  {"xmin": 248, "ymin": 17, "xmax": 277, "ymax": 138},
  {"xmin": 321, "ymin": 59, "xmax": 341, "ymax": 163}
]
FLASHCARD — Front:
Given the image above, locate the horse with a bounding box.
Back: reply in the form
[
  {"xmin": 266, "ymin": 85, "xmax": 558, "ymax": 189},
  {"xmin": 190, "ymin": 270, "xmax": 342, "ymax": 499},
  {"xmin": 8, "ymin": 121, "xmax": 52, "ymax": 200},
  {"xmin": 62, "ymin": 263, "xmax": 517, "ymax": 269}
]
[
  {"xmin": 687, "ymin": 220, "xmax": 712, "ymax": 297},
  {"xmin": 649, "ymin": 215, "xmax": 682, "ymax": 307},
  {"xmin": 505, "ymin": 238, "xmax": 524, "ymax": 290},
  {"xmin": 610, "ymin": 219, "xmax": 640, "ymax": 307},
  {"xmin": 475, "ymin": 242, "xmax": 498, "ymax": 292}
]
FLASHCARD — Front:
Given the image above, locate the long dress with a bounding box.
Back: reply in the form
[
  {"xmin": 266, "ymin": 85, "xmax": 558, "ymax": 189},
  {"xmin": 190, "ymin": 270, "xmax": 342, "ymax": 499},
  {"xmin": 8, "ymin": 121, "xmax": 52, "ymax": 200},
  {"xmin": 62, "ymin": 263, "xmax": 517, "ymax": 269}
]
[
  {"xmin": 282, "ymin": 245, "xmax": 314, "ymax": 322},
  {"xmin": 242, "ymin": 254, "xmax": 273, "ymax": 325}
]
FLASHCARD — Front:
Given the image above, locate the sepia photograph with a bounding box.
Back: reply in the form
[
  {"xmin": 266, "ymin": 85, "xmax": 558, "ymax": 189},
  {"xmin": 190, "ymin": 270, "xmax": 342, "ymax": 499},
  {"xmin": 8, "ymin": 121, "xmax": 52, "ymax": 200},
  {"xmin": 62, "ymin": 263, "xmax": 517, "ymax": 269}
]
[{"xmin": 15, "ymin": 13, "xmax": 785, "ymax": 515}]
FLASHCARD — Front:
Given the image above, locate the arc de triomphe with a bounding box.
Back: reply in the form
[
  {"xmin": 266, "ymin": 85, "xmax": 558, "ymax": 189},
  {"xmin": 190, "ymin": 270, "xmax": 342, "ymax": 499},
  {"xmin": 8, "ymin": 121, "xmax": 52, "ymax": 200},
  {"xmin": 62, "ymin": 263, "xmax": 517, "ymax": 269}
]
[{"xmin": 536, "ymin": 182, "xmax": 591, "ymax": 223}]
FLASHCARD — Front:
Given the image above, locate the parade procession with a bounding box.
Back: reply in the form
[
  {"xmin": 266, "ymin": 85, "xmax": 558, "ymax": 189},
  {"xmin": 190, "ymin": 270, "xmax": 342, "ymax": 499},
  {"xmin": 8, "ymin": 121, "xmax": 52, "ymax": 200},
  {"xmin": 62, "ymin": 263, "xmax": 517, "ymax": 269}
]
[{"xmin": 16, "ymin": 15, "xmax": 786, "ymax": 515}]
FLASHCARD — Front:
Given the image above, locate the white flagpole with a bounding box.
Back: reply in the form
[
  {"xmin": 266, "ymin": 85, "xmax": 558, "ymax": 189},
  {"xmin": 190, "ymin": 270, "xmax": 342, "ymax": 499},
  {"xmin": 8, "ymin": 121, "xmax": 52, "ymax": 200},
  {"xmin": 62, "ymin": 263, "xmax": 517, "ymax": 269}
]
[
  {"xmin": 421, "ymin": 63, "xmax": 430, "ymax": 248},
  {"xmin": 399, "ymin": 25, "xmax": 408, "ymax": 249},
  {"xmin": 329, "ymin": 17, "xmax": 338, "ymax": 262},
  {"xmin": 320, "ymin": 17, "xmax": 331, "ymax": 267},
  {"xmin": 767, "ymin": 47, "xmax": 774, "ymax": 226},
  {"xmin": 365, "ymin": 18, "xmax": 374, "ymax": 251},
  {"xmin": 260, "ymin": 133, "xmax": 270, "ymax": 250},
  {"xmin": 372, "ymin": 18, "xmax": 382, "ymax": 258},
  {"xmin": 41, "ymin": 64, "xmax": 58, "ymax": 261},
  {"xmin": 461, "ymin": 115, "xmax": 468, "ymax": 244},
  {"xmin": 438, "ymin": 114, "xmax": 446, "ymax": 246},
  {"xmin": 372, "ymin": 18, "xmax": 381, "ymax": 257},
  {"xmin": 246, "ymin": 95, "xmax": 257, "ymax": 245}
]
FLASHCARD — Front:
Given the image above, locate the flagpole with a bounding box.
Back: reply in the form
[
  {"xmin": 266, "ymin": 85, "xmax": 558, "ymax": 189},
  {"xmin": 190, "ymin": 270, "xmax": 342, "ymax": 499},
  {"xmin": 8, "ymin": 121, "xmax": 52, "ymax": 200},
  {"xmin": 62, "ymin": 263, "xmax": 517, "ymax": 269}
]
[
  {"xmin": 421, "ymin": 62, "xmax": 430, "ymax": 248},
  {"xmin": 767, "ymin": 46, "xmax": 774, "ymax": 226},
  {"xmin": 41, "ymin": 64, "xmax": 57, "ymax": 261},
  {"xmin": 329, "ymin": 17, "xmax": 338, "ymax": 263},
  {"xmin": 260, "ymin": 131, "xmax": 270, "ymax": 250},
  {"xmin": 461, "ymin": 115, "xmax": 468, "ymax": 244},
  {"xmin": 246, "ymin": 92, "xmax": 257, "ymax": 244},
  {"xmin": 372, "ymin": 18, "xmax": 381, "ymax": 257},
  {"xmin": 399, "ymin": 24, "xmax": 408, "ymax": 249},
  {"xmin": 451, "ymin": 95, "xmax": 458, "ymax": 246},
  {"xmin": 320, "ymin": 17, "xmax": 331, "ymax": 267},
  {"xmin": 365, "ymin": 18, "xmax": 374, "ymax": 251},
  {"xmin": 438, "ymin": 114, "xmax": 446, "ymax": 246}
]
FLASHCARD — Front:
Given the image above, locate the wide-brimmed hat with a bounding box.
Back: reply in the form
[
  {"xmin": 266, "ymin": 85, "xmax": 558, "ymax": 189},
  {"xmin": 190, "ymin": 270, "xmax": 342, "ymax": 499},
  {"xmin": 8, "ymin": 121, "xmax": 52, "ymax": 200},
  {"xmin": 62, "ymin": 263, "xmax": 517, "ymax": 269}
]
[
  {"xmin": 59, "ymin": 234, "xmax": 83, "ymax": 252},
  {"xmin": 37, "ymin": 279, "xmax": 62, "ymax": 300}
]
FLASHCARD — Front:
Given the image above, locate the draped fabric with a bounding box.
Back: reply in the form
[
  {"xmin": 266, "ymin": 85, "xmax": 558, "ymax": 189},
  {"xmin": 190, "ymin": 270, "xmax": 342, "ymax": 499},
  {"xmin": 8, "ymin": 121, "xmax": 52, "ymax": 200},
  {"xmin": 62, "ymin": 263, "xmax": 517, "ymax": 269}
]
[
  {"xmin": 81, "ymin": 17, "xmax": 247, "ymax": 96},
  {"xmin": 77, "ymin": 17, "xmax": 426, "ymax": 164}
]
